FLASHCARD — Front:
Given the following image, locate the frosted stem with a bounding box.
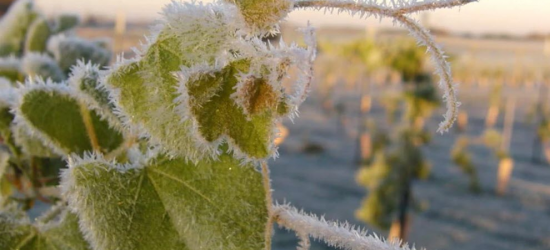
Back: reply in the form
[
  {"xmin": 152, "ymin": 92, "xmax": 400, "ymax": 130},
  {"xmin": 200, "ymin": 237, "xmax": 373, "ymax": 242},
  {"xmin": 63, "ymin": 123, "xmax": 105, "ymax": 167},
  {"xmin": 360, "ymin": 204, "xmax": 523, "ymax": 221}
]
[
  {"xmin": 294, "ymin": 0, "xmax": 477, "ymax": 16},
  {"xmin": 273, "ymin": 205, "xmax": 419, "ymax": 250},
  {"xmin": 262, "ymin": 162, "xmax": 274, "ymax": 250},
  {"xmin": 394, "ymin": 14, "xmax": 458, "ymax": 133}
]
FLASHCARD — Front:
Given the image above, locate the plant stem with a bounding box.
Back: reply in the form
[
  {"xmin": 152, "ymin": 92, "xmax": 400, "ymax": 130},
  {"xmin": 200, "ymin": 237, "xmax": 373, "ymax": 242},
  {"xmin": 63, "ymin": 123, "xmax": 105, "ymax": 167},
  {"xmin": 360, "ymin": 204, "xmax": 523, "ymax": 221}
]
[
  {"xmin": 261, "ymin": 161, "xmax": 273, "ymax": 250},
  {"xmin": 79, "ymin": 102, "xmax": 101, "ymax": 152}
]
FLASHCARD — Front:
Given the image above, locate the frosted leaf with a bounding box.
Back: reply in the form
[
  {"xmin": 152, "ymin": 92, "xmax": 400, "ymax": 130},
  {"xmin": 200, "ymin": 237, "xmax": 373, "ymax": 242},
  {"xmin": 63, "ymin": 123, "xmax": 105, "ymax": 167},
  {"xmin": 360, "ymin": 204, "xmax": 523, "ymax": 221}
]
[
  {"xmin": 0, "ymin": 204, "xmax": 90, "ymax": 249},
  {"xmin": 24, "ymin": 16, "xmax": 51, "ymax": 53},
  {"xmin": 53, "ymin": 14, "xmax": 80, "ymax": 34},
  {"xmin": 62, "ymin": 151, "xmax": 268, "ymax": 250},
  {"xmin": 47, "ymin": 34, "xmax": 111, "ymax": 74},
  {"xmin": 13, "ymin": 79, "xmax": 124, "ymax": 155},
  {"xmin": 69, "ymin": 61, "xmax": 123, "ymax": 131},
  {"xmin": 0, "ymin": 0, "xmax": 37, "ymax": 56},
  {"xmin": 22, "ymin": 53, "xmax": 65, "ymax": 82},
  {"xmin": 0, "ymin": 56, "xmax": 23, "ymax": 82},
  {"xmin": 225, "ymin": 0, "xmax": 293, "ymax": 34}
]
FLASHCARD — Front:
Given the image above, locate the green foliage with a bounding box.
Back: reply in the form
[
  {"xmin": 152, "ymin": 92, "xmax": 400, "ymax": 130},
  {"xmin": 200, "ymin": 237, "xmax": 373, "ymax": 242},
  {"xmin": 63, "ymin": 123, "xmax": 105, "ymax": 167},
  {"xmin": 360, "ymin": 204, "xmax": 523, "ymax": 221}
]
[
  {"xmin": 24, "ymin": 17, "xmax": 51, "ymax": 53},
  {"xmin": 0, "ymin": 204, "xmax": 89, "ymax": 250},
  {"xmin": 53, "ymin": 14, "xmax": 80, "ymax": 34},
  {"xmin": 22, "ymin": 53, "xmax": 65, "ymax": 82},
  {"xmin": 68, "ymin": 61, "xmax": 121, "ymax": 129},
  {"xmin": 17, "ymin": 86, "xmax": 123, "ymax": 155},
  {"xmin": 12, "ymin": 124, "xmax": 56, "ymax": 158},
  {"xmin": 64, "ymin": 152, "xmax": 267, "ymax": 250},
  {"xmin": 450, "ymin": 136, "xmax": 480, "ymax": 193},
  {"xmin": 227, "ymin": 0, "xmax": 292, "ymax": 32},
  {"xmin": 356, "ymin": 130, "xmax": 431, "ymax": 230},
  {"xmin": 107, "ymin": 19, "xmax": 295, "ymax": 161},
  {"xmin": 356, "ymin": 54, "xmax": 437, "ymax": 230},
  {"xmin": 0, "ymin": 0, "xmax": 110, "ymax": 83},
  {"xmin": 403, "ymin": 81, "xmax": 440, "ymax": 122},
  {"xmin": 482, "ymin": 129, "xmax": 508, "ymax": 159},
  {"xmin": 325, "ymin": 39, "xmax": 383, "ymax": 71},
  {"xmin": 0, "ymin": 0, "xmax": 37, "ymax": 56},
  {"xmin": 356, "ymin": 152, "xmax": 398, "ymax": 228},
  {"xmin": 187, "ymin": 61, "xmax": 284, "ymax": 159},
  {"xmin": 0, "ymin": 57, "xmax": 23, "ymax": 82},
  {"xmin": 387, "ymin": 40, "xmax": 426, "ymax": 82},
  {"xmin": 48, "ymin": 36, "xmax": 111, "ymax": 74}
]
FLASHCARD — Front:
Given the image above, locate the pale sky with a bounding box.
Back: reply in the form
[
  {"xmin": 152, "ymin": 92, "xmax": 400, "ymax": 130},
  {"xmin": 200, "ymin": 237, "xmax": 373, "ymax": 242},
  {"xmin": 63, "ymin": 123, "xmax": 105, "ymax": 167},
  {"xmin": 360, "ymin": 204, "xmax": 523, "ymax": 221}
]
[{"xmin": 35, "ymin": 0, "xmax": 550, "ymax": 35}]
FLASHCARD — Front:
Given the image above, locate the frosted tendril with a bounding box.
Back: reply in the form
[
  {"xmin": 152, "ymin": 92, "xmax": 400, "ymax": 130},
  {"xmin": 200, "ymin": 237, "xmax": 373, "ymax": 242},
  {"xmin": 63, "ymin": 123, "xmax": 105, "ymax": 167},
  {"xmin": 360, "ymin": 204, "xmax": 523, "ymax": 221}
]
[{"xmin": 293, "ymin": 0, "xmax": 477, "ymax": 132}]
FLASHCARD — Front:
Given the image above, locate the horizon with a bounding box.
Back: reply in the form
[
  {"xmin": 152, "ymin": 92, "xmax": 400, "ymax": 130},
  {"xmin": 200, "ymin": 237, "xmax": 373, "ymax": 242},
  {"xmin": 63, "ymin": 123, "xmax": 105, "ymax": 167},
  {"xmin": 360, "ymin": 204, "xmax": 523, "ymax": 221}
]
[{"xmin": 34, "ymin": 0, "xmax": 550, "ymax": 36}]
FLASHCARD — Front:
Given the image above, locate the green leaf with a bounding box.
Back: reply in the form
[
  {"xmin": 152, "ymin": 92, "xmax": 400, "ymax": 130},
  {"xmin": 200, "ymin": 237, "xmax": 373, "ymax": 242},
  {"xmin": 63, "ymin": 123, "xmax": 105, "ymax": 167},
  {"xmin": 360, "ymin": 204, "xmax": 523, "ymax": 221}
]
[
  {"xmin": 106, "ymin": 58, "xmax": 205, "ymax": 160},
  {"xmin": 187, "ymin": 61, "xmax": 282, "ymax": 159},
  {"xmin": 53, "ymin": 14, "xmax": 79, "ymax": 34},
  {"xmin": 0, "ymin": 204, "xmax": 32, "ymax": 249},
  {"xmin": 69, "ymin": 61, "xmax": 121, "ymax": 130},
  {"xmin": 0, "ymin": 204, "xmax": 90, "ymax": 250},
  {"xmin": 64, "ymin": 152, "xmax": 268, "ymax": 250},
  {"xmin": 12, "ymin": 123, "xmax": 56, "ymax": 158},
  {"xmin": 16, "ymin": 84, "xmax": 124, "ymax": 155},
  {"xmin": 0, "ymin": 99, "xmax": 23, "ymax": 157},
  {"xmin": 48, "ymin": 35, "xmax": 111, "ymax": 74},
  {"xmin": 0, "ymin": 103, "xmax": 13, "ymax": 140},
  {"xmin": 226, "ymin": 0, "xmax": 292, "ymax": 32},
  {"xmin": 0, "ymin": 57, "xmax": 23, "ymax": 82},
  {"xmin": 105, "ymin": 3, "xmax": 310, "ymax": 161},
  {"xmin": 24, "ymin": 17, "xmax": 51, "ymax": 53},
  {"xmin": 0, "ymin": 0, "xmax": 38, "ymax": 56},
  {"xmin": 22, "ymin": 53, "xmax": 65, "ymax": 82}
]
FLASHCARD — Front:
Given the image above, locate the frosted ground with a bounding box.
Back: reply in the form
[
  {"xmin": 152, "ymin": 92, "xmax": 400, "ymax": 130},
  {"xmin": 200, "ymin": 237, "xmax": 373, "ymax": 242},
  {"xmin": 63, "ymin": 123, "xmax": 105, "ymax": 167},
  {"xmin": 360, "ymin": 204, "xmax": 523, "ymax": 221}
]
[{"xmin": 270, "ymin": 84, "xmax": 550, "ymax": 250}]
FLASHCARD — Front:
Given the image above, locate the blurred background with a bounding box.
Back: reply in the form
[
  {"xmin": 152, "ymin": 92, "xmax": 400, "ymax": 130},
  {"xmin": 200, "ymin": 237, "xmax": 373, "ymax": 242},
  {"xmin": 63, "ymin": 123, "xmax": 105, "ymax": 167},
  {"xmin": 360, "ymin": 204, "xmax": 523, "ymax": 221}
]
[{"xmin": 3, "ymin": 0, "xmax": 550, "ymax": 249}]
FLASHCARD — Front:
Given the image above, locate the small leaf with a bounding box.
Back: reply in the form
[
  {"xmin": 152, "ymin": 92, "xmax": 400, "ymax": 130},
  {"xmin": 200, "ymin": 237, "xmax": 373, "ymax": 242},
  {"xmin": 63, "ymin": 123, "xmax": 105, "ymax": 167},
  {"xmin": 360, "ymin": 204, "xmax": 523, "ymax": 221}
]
[
  {"xmin": 12, "ymin": 123, "xmax": 56, "ymax": 158},
  {"xmin": 16, "ymin": 83, "xmax": 123, "ymax": 155},
  {"xmin": 63, "ymin": 152, "xmax": 268, "ymax": 250},
  {"xmin": 24, "ymin": 17, "xmax": 51, "ymax": 53},
  {"xmin": 0, "ymin": 98, "xmax": 23, "ymax": 157},
  {"xmin": 186, "ymin": 61, "xmax": 283, "ymax": 159},
  {"xmin": 226, "ymin": 0, "xmax": 292, "ymax": 32},
  {"xmin": 47, "ymin": 35, "xmax": 111, "ymax": 74},
  {"xmin": 53, "ymin": 14, "xmax": 80, "ymax": 34},
  {"xmin": 69, "ymin": 61, "xmax": 122, "ymax": 130},
  {"xmin": 106, "ymin": 57, "xmax": 206, "ymax": 160},
  {"xmin": 22, "ymin": 53, "xmax": 65, "ymax": 82},
  {"xmin": 0, "ymin": 204, "xmax": 90, "ymax": 250},
  {"xmin": 0, "ymin": 204, "xmax": 32, "ymax": 249},
  {"xmin": 0, "ymin": 0, "xmax": 38, "ymax": 56},
  {"xmin": 0, "ymin": 56, "xmax": 23, "ymax": 82}
]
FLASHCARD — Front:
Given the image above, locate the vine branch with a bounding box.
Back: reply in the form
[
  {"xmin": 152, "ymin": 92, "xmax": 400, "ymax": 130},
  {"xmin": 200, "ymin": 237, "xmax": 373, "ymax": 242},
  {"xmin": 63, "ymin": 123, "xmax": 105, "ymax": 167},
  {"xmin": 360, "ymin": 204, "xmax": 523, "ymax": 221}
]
[
  {"xmin": 273, "ymin": 204, "xmax": 418, "ymax": 250},
  {"xmin": 293, "ymin": 0, "xmax": 476, "ymax": 132},
  {"xmin": 294, "ymin": 0, "xmax": 477, "ymax": 16}
]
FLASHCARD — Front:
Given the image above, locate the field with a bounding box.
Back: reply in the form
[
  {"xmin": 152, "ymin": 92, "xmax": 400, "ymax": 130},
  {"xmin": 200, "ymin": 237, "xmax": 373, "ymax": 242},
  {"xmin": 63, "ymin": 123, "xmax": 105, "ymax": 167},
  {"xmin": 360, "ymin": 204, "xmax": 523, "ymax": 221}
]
[
  {"xmin": 21, "ymin": 24, "xmax": 550, "ymax": 250},
  {"xmin": 270, "ymin": 85, "xmax": 550, "ymax": 250},
  {"xmin": 272, "ymin": 26, "xmax": 550, "ymax": 249}
]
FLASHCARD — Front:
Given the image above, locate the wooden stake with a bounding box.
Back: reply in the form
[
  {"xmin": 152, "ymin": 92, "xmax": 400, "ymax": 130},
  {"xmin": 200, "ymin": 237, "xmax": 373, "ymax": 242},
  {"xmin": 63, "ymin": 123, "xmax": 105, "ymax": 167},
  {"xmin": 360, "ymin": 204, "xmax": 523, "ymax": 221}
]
[
  {"xmin": 360, "ymin": 133, "xmax": 372, "ymax": 160},
  {"xmin": 544, "ymin": 143, "xmax": 550, "ymax": 164},
  {"xmin": 485, "ymin": 106, "xmax": 499, "ymax": 128},
  {"xmin": 456, "ymin": 111, "xmax": 468, "ymax": 132},
  {"xmin": 388, "ymin": 215, "xmax": 410, "ymax": 243},
  {"xmin": 501, "ymin": 97, "xmax": 516, "ymax": 152},
  {"xmin": 497, "ymin": 97, "xmax": 516, "ymax": 195},
  {"xmin": 360, "ymin": 95, "xmax": 372, "ymax": 113},
  {"xmin": 497, "ymin": 157, "xmax": 514, "ymax": 196}
]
